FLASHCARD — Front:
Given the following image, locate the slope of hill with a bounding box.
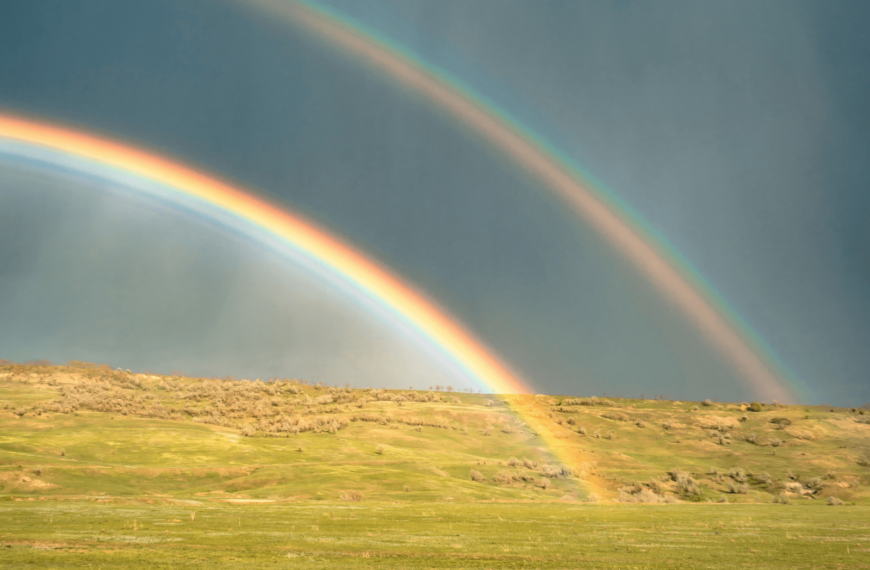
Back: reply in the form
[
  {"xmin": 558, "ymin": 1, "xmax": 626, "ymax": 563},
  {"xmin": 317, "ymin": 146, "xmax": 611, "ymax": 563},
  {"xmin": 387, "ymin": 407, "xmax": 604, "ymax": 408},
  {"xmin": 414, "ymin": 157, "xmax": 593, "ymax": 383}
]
[{"xmin": 1, "ymin": 361, "xmax": 867, "ymax": 506}]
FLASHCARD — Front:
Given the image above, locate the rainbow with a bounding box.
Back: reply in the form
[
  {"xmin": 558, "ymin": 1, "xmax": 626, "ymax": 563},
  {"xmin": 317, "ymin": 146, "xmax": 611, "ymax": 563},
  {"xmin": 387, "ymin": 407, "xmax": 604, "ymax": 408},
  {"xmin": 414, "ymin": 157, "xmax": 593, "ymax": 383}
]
[
  {"xmin": 241, "ymin": 0, "xmax": 808, "ymax": 404},
  {"xmin": 0, "ymin": 112, "xmax": 528, "ymax": 396},
  {"xmin": 0, "ymin": 112, "xmax": 588, "ymax": 476}
]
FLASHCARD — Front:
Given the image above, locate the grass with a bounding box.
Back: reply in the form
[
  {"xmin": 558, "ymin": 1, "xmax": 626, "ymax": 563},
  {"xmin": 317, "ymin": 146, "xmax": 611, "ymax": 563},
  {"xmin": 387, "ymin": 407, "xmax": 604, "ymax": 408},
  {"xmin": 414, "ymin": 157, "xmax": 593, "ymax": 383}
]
[
  {"xmin": 1, "ymin": 361, "xmax": 869, "ymax": 567},
  {"xmin": 1, "ymin": 501, "xmax": 867, "ymax": 568}
]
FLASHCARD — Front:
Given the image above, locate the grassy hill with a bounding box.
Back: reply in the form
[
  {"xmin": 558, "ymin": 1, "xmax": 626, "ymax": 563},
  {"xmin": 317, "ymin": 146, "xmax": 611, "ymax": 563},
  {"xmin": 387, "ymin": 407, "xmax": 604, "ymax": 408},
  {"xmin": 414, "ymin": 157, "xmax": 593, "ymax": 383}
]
[{"xmin": 1, "ymin": 360, "xmax": 867, "ymax": 505}]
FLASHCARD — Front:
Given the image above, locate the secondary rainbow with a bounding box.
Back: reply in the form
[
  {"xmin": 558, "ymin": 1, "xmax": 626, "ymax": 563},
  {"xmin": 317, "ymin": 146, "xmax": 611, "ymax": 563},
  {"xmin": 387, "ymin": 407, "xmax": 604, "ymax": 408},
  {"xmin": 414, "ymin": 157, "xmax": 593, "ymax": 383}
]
[
  {"xmin": 242, "ymin": 0, "xmax": 806, "ymax": 404},
  {"xmin": 0, "ymin": 112, "xmax": 529, "ymax": 396}
]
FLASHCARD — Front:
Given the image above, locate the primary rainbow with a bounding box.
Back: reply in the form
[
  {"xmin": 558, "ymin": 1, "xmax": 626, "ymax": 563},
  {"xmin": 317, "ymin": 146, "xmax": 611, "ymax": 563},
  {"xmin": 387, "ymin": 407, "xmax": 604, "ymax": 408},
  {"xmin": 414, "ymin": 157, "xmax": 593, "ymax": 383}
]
[
  {"xmin": 0, "ymin": 112, "xmax": 529, "ymax": 396},
  {"xmin": 242, "ymin": 0, "xmax": 807, "ymax": 404}
]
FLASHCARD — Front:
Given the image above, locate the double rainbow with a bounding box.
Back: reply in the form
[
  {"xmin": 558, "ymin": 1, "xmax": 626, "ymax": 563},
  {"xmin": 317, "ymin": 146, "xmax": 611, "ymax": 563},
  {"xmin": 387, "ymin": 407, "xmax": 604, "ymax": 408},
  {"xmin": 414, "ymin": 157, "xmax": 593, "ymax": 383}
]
[
  {"xmin": 241, "ymin": 0, "xmax": 806, "ymax": 404},
  {"xmin": 0, "ymin": 0, "xmax": 806, "ymax": 404}
]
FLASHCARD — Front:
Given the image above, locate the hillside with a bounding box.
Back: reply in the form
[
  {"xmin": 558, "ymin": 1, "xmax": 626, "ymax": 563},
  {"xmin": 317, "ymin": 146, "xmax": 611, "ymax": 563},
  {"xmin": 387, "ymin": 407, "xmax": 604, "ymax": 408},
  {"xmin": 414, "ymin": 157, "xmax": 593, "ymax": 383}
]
[{"xmin": 1, "ymin": 361, "xmax": 867, "ymax": 506}]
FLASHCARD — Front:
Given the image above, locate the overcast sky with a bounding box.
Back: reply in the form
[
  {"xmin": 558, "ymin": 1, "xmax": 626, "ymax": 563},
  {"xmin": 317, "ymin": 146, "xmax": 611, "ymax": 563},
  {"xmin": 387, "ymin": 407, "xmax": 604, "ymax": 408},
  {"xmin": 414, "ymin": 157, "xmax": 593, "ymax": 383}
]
[{"xmin": 0, "ymin": 0, "xmax": 868, "ymax": 404}]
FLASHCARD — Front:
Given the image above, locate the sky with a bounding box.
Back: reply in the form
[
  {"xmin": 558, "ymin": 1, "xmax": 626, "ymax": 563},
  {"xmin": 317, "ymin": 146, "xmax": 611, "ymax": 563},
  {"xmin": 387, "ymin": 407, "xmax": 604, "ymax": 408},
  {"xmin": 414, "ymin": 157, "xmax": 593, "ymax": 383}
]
[{"xmin": 0, "ymin": 0, "xmax": 868, "ymax": 405}]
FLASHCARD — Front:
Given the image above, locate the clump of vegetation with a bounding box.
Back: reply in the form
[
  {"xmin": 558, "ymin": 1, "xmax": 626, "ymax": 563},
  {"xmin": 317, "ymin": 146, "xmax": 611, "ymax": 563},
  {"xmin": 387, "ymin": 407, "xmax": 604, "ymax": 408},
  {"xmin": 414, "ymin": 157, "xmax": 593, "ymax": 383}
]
[
  {"xmin": 470, "ymin": 469, "xmax": 484, "ymax": 482},
  {"xmin": 669, "ymin": 468, "xmax": 702, "ymax": 498},
  {"xmin": 339, "ymin": 490, "xmax": 363, "ymax": 501},
  {"xmin": 618, "ymin": 484, "xmax": 677, "ymax": 504},
  {"xmin": 752, "ymin": 472, "xmax": 772, "ymax": 485},
  {"xmin": 770, "ymin": 417, "xmax": 792, "ymax": 429},
  {"xmin": 702, "ymin": 399, "xmax": 713, "ymax": 407},
  {"xmin": 826, "ymin": 496, "xmax": 845, "ymax": 506},
  {"xmin": 662, "ymin": 419, "xmax": 673, "ymax": 430},
  {"xmin": 748, "ymin": 402, "xmax": 764, "ymax": 412},
  {"xmin": 728, "ymin": 467, "xmax": 747, "ymax": 483},
  {"xmin": 375, "ymin": 444, "xmax": 386, "ymax": 455},
  {"xmin": 773, "ymin": 493, "xmax": 790, "ymax": 504}
]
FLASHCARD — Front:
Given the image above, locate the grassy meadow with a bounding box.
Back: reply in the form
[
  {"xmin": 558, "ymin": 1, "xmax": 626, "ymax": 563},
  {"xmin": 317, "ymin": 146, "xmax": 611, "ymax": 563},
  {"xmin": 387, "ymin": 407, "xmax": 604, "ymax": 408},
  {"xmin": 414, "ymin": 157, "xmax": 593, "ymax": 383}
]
[{"xmin": 1, "ymin": 361, "xmax": 869, "ymax": 567}]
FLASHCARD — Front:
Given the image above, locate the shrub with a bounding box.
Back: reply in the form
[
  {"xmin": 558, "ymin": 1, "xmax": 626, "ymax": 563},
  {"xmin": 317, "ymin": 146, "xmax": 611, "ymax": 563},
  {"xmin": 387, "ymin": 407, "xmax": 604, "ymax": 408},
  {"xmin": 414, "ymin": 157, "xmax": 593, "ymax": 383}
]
[
  {"xmin": 494, "ymin": 471, "xmax": 518, "ymax": 484},
  {"xmin": 718, "ymin": 494, "xmax": 728, "ymax": 503},
  {"xmin": 522, "ymin": 458, "xmax": 537, "ymax": 469},
  {"xmin": 470, "ymin": 469, "xmax": 484, "ymax": 482},
  {"xmin": 375, "ymin": 444, "xmax": 385, "ymax": 455},
  {"xmin": 748, "ymin": 402, "xmax": 763, "ymax": 412},
  {"xmin": 753, "ymin": 472, "xmax": 772, "ymax": 485},
  {"xmin": 773, "ymin": 493, "xmax": 790, "ymax": 504},
  {"xmin": 540, "ymin": 477, "xmax": 550, "ymax": 490},
  {"xmin": 739, "ymin": 414, "xmax": 748, "ymax": 422},
  {"xmin": 578, "ymin": 426, "xmax": 587, "ymax": 436},
  {"xmin": 604, "ymin": 430, "xmax": 615, "ymax": 440},
  {"xmin": 826, "ymin": 496, "xmax": 845, "ymax": 506},
  {"xmin": 770, "ymin": 417, "xmax": 792, "ymax": 428},
  {"xmin": 857, "ymin": 456, "xmax": 870, "ymax": 467},
  {"xmin": 729, "ymin": 467, "xmax": 747, "ymax": 483},
  {"xmin": 804, "ymin": 478, "xmax": 823, "ymax": 491},
  {"xmin": 636, "ymin": 421, "xmax": 645, "ymax": 428},
  {"xmin": 619, "ymin": 487, "xmax": 676, "ymax": 504},
  {"xmin": 702, "ymin": 399, "xmax": 713, "ymax": 406},
  {"xmin": 404, "ymin": 485, "xmax": 410, "ymax": 492},
  {"xmin": 745, "ymin": 433, "xmax": 758, "ymax": 444},
  {"xmin": 662, "ymin": 420, "xmax": 672, "ymax": 430},
  {"xmin": 339, "ymin": 490, "xmax": 363, "ymax": 501},
  {"xmin": 34, "ymin": 466, "xmax": 42, "ymax": 476},
  {"xmin": 727, "ymin": 482, "xmax": 749, "ymax": 494},
  {"xmin": 507, "ymin": 457, "xmax": 521, "ymax": 467},
  {"xmin": 240, "ymin": 424, "xmax": 256, "ymax": 437},
  {"xmin": 593, "ymin": 430, "xmax": 601, "ymax": 438}
]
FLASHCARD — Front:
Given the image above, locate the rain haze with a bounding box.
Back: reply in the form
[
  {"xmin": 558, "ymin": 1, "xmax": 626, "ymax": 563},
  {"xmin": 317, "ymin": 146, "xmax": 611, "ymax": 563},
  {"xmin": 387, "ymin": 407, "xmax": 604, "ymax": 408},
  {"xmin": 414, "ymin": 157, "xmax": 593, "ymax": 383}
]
[{"xmin": 0, "ymin": 0, "xmax": 868, "ymax": 405}]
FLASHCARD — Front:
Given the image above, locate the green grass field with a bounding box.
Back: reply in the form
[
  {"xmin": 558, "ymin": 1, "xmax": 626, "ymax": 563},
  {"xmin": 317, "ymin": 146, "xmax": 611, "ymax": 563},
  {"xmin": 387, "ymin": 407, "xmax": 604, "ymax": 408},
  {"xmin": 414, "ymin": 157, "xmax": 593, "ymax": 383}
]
[
  {"xmin": 2, "ymin": 501, "xmax": 867, "ymax": 568},
  {"xmin": 1, "ymin": 362, "xmax": 869, "ymax": 567}
]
